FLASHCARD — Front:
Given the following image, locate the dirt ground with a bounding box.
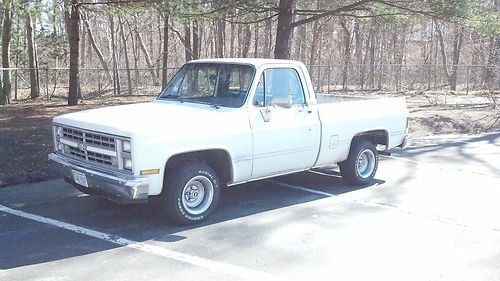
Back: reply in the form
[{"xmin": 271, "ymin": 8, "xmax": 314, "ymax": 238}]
[{"xmin": 0, "ymin": 92, "xmax": 499, "ymax": 185}]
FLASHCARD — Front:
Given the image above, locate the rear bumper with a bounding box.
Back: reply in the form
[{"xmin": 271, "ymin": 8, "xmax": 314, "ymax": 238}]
[{"xmin": 49, "ymin": 153, "xmax": 149, "ymax": 204}]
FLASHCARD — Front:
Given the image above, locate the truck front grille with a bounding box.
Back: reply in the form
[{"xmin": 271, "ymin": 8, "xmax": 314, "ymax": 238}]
[
  {"xmin": 55, "ymin": 125, "xmax": 127, "ymax": 171},
  {"xmin": 62, "ymin": 127, "xmax": 116, "ymax": 149}
]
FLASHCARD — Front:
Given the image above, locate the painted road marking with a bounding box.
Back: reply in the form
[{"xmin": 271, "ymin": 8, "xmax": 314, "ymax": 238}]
[
  {"xmin": 269, "ymin": 180, "xmax": 499, "ymax": 233},
  {"xmin": 0, "ymin": 204, "xmax": 277, "ymax": 281}
]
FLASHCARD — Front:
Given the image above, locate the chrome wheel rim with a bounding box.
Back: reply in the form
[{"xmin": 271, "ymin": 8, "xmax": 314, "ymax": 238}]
[
  {"xmin": 182, "ymin": 175, "xmax": 214, "ymax": 215},
  {"xmin": 357, "ymin": 149, "xmax": 376, "ymax": 178}
]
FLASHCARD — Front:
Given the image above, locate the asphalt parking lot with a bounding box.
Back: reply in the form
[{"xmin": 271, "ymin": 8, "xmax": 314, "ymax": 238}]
[{"xmin": 1, "ymin": 133, "xmax": 499, "ymax": 281}]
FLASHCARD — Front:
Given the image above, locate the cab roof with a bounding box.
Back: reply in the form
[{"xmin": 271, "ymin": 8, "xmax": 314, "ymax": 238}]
[{"xmin": 188, "ymin": 58, "xmax": 305, "ymax": 69}]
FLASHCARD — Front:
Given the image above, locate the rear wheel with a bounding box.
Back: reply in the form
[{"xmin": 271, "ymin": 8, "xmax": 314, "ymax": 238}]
[
  {"xmin": 161, "ymin": 162, "xmax": 220, "ymax": 224},
  {"xmin": 339, "ymin": 139, "xmax": 378, "ymax": 186}
]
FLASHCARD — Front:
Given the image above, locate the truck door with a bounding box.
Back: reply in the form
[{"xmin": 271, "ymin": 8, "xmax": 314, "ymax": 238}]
[{"xmin": 249, "ymin": 67, "xmax": 321, "ymax": 179}]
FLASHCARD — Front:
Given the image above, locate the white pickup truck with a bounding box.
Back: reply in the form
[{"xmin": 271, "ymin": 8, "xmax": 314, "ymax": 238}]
[{"xmin": 49, "ymin": 59, "xmax": 409, "ymax": 224}]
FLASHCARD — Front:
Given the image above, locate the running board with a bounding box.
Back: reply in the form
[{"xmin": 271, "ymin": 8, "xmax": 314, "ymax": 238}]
[{"xmin": 378, "ymin": 150, "xmax": 391, "ymax": 156}]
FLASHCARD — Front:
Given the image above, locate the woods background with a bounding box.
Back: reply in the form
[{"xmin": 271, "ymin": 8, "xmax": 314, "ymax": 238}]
[{"xmin": 0, "ymin": 0, "xmax": 498, "ymax": 105}]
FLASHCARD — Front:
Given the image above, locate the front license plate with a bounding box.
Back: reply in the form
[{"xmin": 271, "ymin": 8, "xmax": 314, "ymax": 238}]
[{"xmin": 72, "ymin": 170, "xmax": 89, "ymax": 188}]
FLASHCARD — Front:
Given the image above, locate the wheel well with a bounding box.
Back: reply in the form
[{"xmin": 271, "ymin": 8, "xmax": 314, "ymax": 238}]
[
  {"xmin": 164, "ymin": 150, "xmax": 233, "ymax": 185},
  {"xmin": 352, "ymin": 130, "xmax": 388, "ymax": 146}
]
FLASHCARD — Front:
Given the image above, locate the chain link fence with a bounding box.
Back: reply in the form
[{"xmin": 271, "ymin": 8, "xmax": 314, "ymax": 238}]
[
  {"xmin": 1, "ymin": 64, "xmax": 498, "ymax": 101},
  {"xmin": 1, "ymin": 67, "xmax": 180, "ymax": 101},
  {"xmin": 308, "ymin": 64, "xmax": 499, "ymax": 94}
]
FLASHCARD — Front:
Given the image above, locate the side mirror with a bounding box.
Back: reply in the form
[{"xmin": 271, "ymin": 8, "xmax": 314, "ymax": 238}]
[{"xmin": 270, "ymin": 95, "xmax": 293, "ymax": 109}]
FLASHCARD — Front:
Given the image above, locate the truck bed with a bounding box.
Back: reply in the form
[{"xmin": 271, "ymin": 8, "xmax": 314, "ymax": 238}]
[
  {"xmin": 316, "ymin": 93, "xmax": 388, "ymax": 104},
  {"xmin": 312, "ymin": 93, "xmax": 408, "ymax": 168}
]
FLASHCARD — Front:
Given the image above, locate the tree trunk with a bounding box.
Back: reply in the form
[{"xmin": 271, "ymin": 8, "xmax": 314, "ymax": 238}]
[
  {"xmin": 135, "ymin": 24, "xmax": 158, "ymax": 84},
  {"xmin": 484, "ymin": 0, "xmax": 499, "ymax": 90},
  {"xmin": 309, "ymin": 16, "xmax": 321, "ymax": 79},
  {"xmin": 298, "ymin": 21, "xmax": 307, "ymax": 62},
  {"xmin": 394, "ymin": 25, "xmax": 407, "ymax": 93},
  {"xmin": 354, "ymin": 21, "xmax": 363, "ymax": 88},
  {"xmin": 109, "ymin": 14, "xmax": 120, "ymax": 95},
  {"xmin": 216, "ymin": 18, "xmax": 225, "ymax": 58},
  {"xmin": 368, "ymin": 26, "xmax": 376, "ymax": 89},
  {"xmin": 26, "ymin": 11, "xmax": 40, "ymax": 99},
  {"xmin": 230, "ymin": 22, "xmax": 235, "ymax": 57},
  {"xmin": 82, "ymin": 13, "xmax": 111, "ymax": 80},
  {"xmin": 264, "ymin": 12, "xmax": 273, "ymax": 58},
  {"xmin": 340, "ymin": 18, "xmax": 352, "ymax": 91},
  {"xmin": 241, "ymin": 24, "xmax": 252, "ymax": 58},
  {"xmin": 66, "ymin": 0, "xmax": 80, "ymax": 106},
  {"xmin": 162, "ymin": 15, "xmax": 169, "ymax": 86},
  {"xmin": 1, "ymin": 0, "xmax": 13, "ymax": 104},
  {"xmin": 274, "ymin": 0, "xmax": 294, "ymax": 59},
  {"xmin": 192, "ymin": 20, "xmax": 200, "ymax": 60},
  {"xmin": 80, "ymin": 16, "xmax": 86, "ymax": 67},
  {"xmin": 485, "ymin": 36, "xmax": 499, "ymax": 89},
  {"xmin": 125, "ymin": 19, "xmax": 139, "ymax": 93},
  {"xmin": 449, "ymin": 26, "xmax": 464, "ymax": 91},
  {"xmin": 436, "ymin": 22, "xmax": 463, "ymax": 91},
  {"xmin": 184, "ymin": 22, "xmax": 192, "ymax": 61},
  {"xmin": 237, "ymin": 24, "xmax": 242, "ymax": 57},
  {"xmin": 253, "ymin": 23, "xmax": 259, "ymax": 57},
  {"xmin": 118, "ymin": 15, "xmax": 132, "ymax": 95}
]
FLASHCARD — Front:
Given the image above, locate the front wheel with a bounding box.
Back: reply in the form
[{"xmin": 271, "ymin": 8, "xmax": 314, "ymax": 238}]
[
  {"xmin": 339, "ymin": 139, "xmax": 378, "ymax": 186},
  {"xmin": 161, "ymin": 162, "xmax": 221, "ymax": 224}
]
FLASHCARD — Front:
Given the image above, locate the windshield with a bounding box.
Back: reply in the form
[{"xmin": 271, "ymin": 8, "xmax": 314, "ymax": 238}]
[{"xmin": 158, "ymin": 63, "xmax": 255, "ymax": 108}]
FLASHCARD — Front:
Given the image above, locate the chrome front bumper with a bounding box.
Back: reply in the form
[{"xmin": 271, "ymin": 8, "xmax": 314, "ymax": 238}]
[{"xmin": 49, "ymin": 153, "xmax": 149, "ymax": 204}]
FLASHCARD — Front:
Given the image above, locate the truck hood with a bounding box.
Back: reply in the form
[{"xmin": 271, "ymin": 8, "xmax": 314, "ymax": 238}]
[{"xmin": 53, "ymin": 100, "xmax": 238, "ymax": 137}]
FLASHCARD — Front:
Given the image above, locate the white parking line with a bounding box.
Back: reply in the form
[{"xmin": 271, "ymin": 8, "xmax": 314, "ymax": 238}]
[
  {"xmin": 269, "ymin": 180, "xmax": 500, "ymax": 232},
  {"xmin": 0, "ymin": 204, "xmax": 277, "ymax": 281},
  {"xmin": 269, "ymin": 180, "xmax": 335, "ymax": 197}
]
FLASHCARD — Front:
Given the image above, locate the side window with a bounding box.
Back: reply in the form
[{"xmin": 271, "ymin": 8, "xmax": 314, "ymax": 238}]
[
  {"xmin": 253, "ymin": 68, "xmax": 305, "ymax": 107},
  {"xmin": 253, "ymin": 74, "xmax": 265, "ymax": 106}
]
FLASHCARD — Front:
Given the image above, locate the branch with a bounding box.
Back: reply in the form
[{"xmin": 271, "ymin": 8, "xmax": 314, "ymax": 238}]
[
  {"xmin": 224, "ymin": 13, "xmax": 279, "ymax": 24},
  {"xmin": 79, "ymin": 0, "xmax": 146, "ymax": 5},
  {"xmin": 290, "ymin": 0, "xmax": 375, "ymax": 28},
  {"xmin": 167, "ymin": 23, "xmax": 194, "ymax": 57},
  {"xmin": 338, "ymin": 12, "xmax": 413, "ymax": 18}
]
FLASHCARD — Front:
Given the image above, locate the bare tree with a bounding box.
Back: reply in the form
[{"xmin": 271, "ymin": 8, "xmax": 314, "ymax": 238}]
[
  {"xmin": 118, "ymin": 15, "xmax": 132, "ymax": 95},
  {"xmin": 162, "ymin": 14, "xmax": 169, "ymax": 86},
  {"xmin": 436, "ymin": 20, "xmax": 464, "ymax": 91},
  {"xmin": 1, "ymin": 0, "xmax": 13, "ymax": 104},
  {"xmin": 26, "ymin": 3, "xmax": 40, "ymax": 99},
  {"xmin": 65, "ymin": 0, "xmax": 80, "ymax": 106},
  {"xmin": 82, "ymin": 12, "xmax": 112, "ymax": 80}
]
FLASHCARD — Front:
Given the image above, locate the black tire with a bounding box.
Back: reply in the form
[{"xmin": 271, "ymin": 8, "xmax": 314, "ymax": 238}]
[
  {"xmin": 160, "ymin": 162, "xmax": 221, "ymax": 224},
  {"xmin": 339, "ymin": 139, "xmax": 378, "ymax": 186}
]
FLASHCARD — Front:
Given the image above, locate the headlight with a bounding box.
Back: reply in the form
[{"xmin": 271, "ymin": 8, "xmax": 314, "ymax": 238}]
[
  {"xmin": 123, "ymin": 159, "xmax": 132, "ymax": 170},
  {"xmin": 53, "ymin": 126, "xmax": 62, "ymax": 152},
  {"xmin": 122, "ymin": 140, "xmax": 131, "ymax": 152}
]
